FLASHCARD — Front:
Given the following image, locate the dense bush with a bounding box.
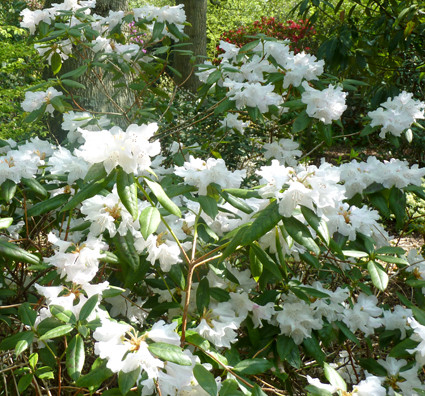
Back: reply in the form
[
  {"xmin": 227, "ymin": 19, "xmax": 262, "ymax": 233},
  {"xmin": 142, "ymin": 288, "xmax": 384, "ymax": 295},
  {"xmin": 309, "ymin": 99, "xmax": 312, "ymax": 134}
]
[{"xmin": 1, "ymin": 1, "xmax": 425, "ymax": 396}]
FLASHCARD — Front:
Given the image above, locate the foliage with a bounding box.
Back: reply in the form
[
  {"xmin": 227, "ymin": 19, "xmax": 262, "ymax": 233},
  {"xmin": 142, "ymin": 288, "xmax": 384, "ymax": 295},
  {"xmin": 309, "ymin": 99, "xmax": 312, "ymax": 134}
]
[
  {"xmin": 2, "ymin": 1, "xmax": 425, "ymax": 396},
  {"xmin": 0, "ymin": 0, "xmax": 48, "ymax": 140},
  {"xmin": 218, "ymin": 17, "xmax": 316, "ymax": 56}
]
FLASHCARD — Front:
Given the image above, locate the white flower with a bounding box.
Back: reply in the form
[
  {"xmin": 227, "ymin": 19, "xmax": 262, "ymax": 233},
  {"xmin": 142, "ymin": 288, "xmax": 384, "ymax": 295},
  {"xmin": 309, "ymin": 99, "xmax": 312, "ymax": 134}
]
[
  {"xmin": 275, "ymin": 296, "xmax": 323, "ymax": 345},
  {"xmin": 44, "ymin": 233, "xmax": 106, "ymax": 284},
  {"xmin": 174, "ymin": 156, "xmax": 245, "ymax": 195},
  {"xmin": 342, "ymin": 293, "xmax": 383, "ymax": 336},
  {"xmin": 21, "ymin": 87, "xmax": 63, "ymax": 115},
  {"xmin": 220, "ymin": 113, "xmax": 249, "ymax": 134},
  {"xmin": 218, "ymin": 40, "xmax": 240, "ymax": 62},
  {"xmin": 48, "ymin": 146, "xmax": 89, "ymax": 184},
  {"xmin": 283, "ymin": 52, "xmax": 324, "ymax": 88},
  {"xmin": 368, "ymin": 91, "xmax": 425, "ymax": 138},
  {"xmin": 93, "ymin": 318, "xmax": 164, "ymax": 376},
  {"xmin": 352, "ymin": 375, "xmax": 386, "ymax": 396},
  {"xmin": 382, "ymin": 305, "xmax": 412, "ymax": 339},
  {"xmin": 263, "ymin": 138, "xmax": 302, "ymax": 167},
  {"xmin": 194, "ymin": 302, "xmax": 243, "ymax": 348},
  {"xmin": 407, "ymin": 318, "xmax": 425, "ymax": 365},
  {"xmin": 75, "ymin": 123, "xmax": 160, "ymax": 175},
  {"xmin": 148, "ymin": 320, "xmax": 180, "ymax": 345},
  {"xmin": 20, "ymin": 8, "xmax": 52, "ymax": 34},
  {"xmin": 301, "ymin": 82, "xmax": 347, "ymax": 124},
  {"xmin": 223, "ymin": 80, "xmax": 283, "ymax": 113}
]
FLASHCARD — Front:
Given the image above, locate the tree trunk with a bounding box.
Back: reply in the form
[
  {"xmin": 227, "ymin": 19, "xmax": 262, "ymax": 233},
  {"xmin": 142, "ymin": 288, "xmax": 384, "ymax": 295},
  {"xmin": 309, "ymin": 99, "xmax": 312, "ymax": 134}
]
[
  {"xmin": 43, "ymin": 0, "xmax": 129, "ymax": 141},
  {"xmin": 174, "ymin": 0, "xmax": 207, "ymax": 93}
]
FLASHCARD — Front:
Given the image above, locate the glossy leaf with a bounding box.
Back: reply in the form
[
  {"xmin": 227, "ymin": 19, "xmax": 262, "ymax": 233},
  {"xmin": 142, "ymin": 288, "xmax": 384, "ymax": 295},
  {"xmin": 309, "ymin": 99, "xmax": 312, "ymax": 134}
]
[{"xmin": 66, "ymin": 334, "xmax": 85, "ymax": 381}]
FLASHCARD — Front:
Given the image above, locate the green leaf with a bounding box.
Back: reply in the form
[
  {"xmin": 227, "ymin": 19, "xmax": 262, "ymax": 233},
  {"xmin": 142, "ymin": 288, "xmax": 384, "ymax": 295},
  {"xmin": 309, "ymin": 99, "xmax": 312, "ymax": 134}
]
[
  {"xmin": 0, "ymin": 240, "xmax": 41, "ymax": 265},
  {"xmin": 0, "ymin": 331, "xmax": 33, "ymax": 353},
  {"xmin": 29, "ymin": 353, "xmax": 38, "ymax": 370},
  {"xmin": 15, "ymin": 332, "xmax": 34, "ymax": 356},
  {"xmin": 252, "ymin": 384, "xmax": 268, "ymax": 396},
  {"xmin": 250, "ymin": 243, "xmax": 282, "ymax": 280},
  {"xmin": 119, "ymin": 367, "xmax": 141, "ymax": 395},
  {"xmin": 66, "ymin": 334, "xmax": 85, "ymax": 381},
  {"xmin": 218, "ymin": 190, "xmax": 253, "ymax": 214},
  {"xmin": 50, "ymin": 305, "xmax": 77, "ymax": 324},
  {"xmin": 197, "ymin": 195, "xmax": 219, "ymax": 219},
  {"xmin": 0, "ymin": 179, "xmax": 17, "ymax": 202},
  {"xmin": 233, "ymin": 358, "xmax": 273, "ymax": 375},
  {"xmin": 303, "ymin": 334, "xmax": 325, "ymax": 364},
  {"xmin": 117, "ymin": 169, "xmax": 138, "ymax": 220},
  {"xmin": 324, "ymin": 362, "xmax": 346, "ymax": 391},
  {"xmin": 18, "ymin": 373, "xmax": 34, "ymax": 393},
  {"xmin": 276, "ymin": 335, "xmax": 301, "ymax": 368},
  {"xmin": 222, "ymin": 188, "xmax": 260, "ymax": 199},
  {"xmin": 61, "ymin": 65, "xmax": 88, "ymax": 79},
  {"xmin": 206, "ymin": 69, "xmax": 222, "ymax": 85},
  {"xmin": 193, "ymin": 364, "xmax": 217, "ymax": 396},
  {"xmin": 152, "ymin": 21, "xmax": 165, "ymax": 40},
  {"xmin": 139, "ymin": 206, "xmax": 161, "ymax": 239},
  {"xmin": 61, "ymin": 79, "xmax": 86, "ymax": 89},
  {"xmin": 51, "ymin": 52, "xmax": 62, "ymax": 74},
  {"xmin": 389, "ymin": 187, "xmax": 406, "ymax": 228},
  {"xmin": 196, "ymin": 277, "xmax": 210, "ymax": 314},
  {"xmin": 84, "ymin": 162, "xmax": 107, "ymax": 183},
  {"xmin": 145, "ymin": 179, "xmax": 181, "ymax": 217},
  {"xmin": 0, "ymin": 217, "xmax": 13, "ymax": 229},
  {"xmin": 113, "ymin": 231, "xmax": 140, "ymax": 272},
  {"xmin": 389, "ymin": 338, "xmax": 419, "ymax": 358},
  {"xmin": 334, "ymin": 321, "xmax": 360, "ymax": 346},
  {"xmin": 27, "ymin": 193, "xmax": 70, "ymax": 217},
  {"xmin": 35, "ymin": 366, "xmax": 55, "ymax": 379},
  {"xmin": 79, "ymin": 294, "xmax": 99, "ymax": 321},
  {"xmin": 76, "ymin": 359, "xmax": 112, "ymax": 388},
  {"xmin": 38, "ymin": 324, "xmax": 73, "ymax": 340},
  {"xmin": 61, "ymin": 174, "xmax": 113, "ymax": 213},
  {"xmin": 21, "ymin": 177, "xmax": 48, "ymax": 198},
  {"xmin": 367, "ymin": 260, "xmax": 388, "ymax": 291},
  {"xmin": 305, "ymin": 385, "xmax": 333, "ymax": 396},
  {"xmin": 23, "ymin": 102, "xmax": 47, "ymax": 123},
  {"xmin": 50, "ymin": 95, "xmax": 65, "ymax": 113},
  {"xmin": 249, "ymin": 245, "xmax": 263, "ymax": 281},
  {"xmin": 300, "ymin": 206, "xmax": 329, "ymax": 245},
  {"xmin": 282, "ymin": 216, "xmax": 320, "ymax": 255},
  {"xmin": 148, "ymin": 343, "xmax": 192, "ymax": 366},
  {"xmin": 292, "ymin": 110, "xmax": 310, "ymax": 132},
  {"xmin": 214, "ymin": 98, "xmax": 234, "ymax": 116}
]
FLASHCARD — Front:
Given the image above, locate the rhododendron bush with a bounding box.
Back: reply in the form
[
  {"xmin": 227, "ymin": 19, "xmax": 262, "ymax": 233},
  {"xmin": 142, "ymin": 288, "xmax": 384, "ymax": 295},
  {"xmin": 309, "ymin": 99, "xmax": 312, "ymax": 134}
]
[{"xmin": 2, "ymin": 1, "xmax": 425, "ymax": 395}]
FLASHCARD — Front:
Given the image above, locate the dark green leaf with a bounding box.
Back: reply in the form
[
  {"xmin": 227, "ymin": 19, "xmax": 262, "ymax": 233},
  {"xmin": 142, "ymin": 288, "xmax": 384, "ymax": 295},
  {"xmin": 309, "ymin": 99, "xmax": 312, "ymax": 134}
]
[
  {"xmin": 119, "ymin": 367, "xmax": 141, "ymax": 395},
  {"xmin": 27, "ymin": 193, "xmax": 70, "ymax": 217},
  {"xmin": 148, "ymin": 343, "xmax": 192, "ymax": 366},
  {"xmin": 193, "ymin": 364, "xmax": 217, "ymax": 396},
  {"xmin": 38, "ymin": 324, "xmax": 73, "ymax": 340},
  {"xmin": 79, "ymin": 294, "xmax": 99, "ymax": 321},
  {"xmin": 0, "ymin": 240, "xmax": 41, "ymax": 265},
  {"xmin": 67, "ymin": 334, "xmax": 85, "ymax": 381},
  {"xmin": 233, "ymin": 358, "xmax": 273, "ymax": 375},
  {"xmin": 145, "ymin": 179, "xmax": 181, "ymax": 217},
  {"xmin": 196, "ymin": 277, "xmax": 210, "ymax": 314},
  {"xmin": 139, "ymin": 206, "xmax": 161, "ymax": 239},
  {"xmin": 367, "ymin": 260, "xmax": 388, "ymax": 291},
  {"xmin": 117, "ymin": 169, "xmax": 138, "ymax": 220},
  {"xmin": 282, "ymin": 216, "xmax": 320, "ymax": 255}
]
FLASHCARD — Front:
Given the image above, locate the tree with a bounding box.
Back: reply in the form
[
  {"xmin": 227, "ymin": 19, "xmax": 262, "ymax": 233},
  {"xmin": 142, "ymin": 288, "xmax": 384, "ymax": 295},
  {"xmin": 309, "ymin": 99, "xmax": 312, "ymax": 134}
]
[
  {"xmin": 174, "ymin": 0, "xmax": 207, "ymax": 93},
  {"xmin": 43, "ymin": 0, "xmax": 129, "ymax": 140}
]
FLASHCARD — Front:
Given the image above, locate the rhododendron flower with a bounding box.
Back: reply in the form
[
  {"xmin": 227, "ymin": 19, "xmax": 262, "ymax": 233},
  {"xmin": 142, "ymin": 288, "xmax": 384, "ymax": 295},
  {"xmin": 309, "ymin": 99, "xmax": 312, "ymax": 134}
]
[
  {"xmin": 283, "ymin": 52, "xmax": 324, "ymax": 88},
  {"xmin": 174, "ymin": 156, "xmax": 245, "ymax": 195},
  {"xmin": 75, "ymin": 123, "xmax": 160, "ymax": 175},
  {"xmin": 21, "ymin": 87, "xmax": 63, "ymax": 115},
  {"xmin": 301, "ymin": 81, "xmax": 347, "ymax": 124},
  {"xmin": 368, "ymin": 91, "xmax": 425, "ymax": 138}
]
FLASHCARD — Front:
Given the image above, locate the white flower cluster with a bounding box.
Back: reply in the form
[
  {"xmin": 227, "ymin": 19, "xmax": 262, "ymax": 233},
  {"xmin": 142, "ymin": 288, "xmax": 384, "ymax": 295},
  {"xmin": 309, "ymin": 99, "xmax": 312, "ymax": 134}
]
[
  {"xmin": 174, "ymin": 156, "xmax": 246, "ymax": 195},
  {"xmin": 75, "ymin": 123, "xmax": 161, "ymax": 175},
  {"xmin": 301, "ymin": 81, "xmax": 347, "ymax": 124},
  {"xmin": 368, "ymin": 91, "xmax": 425, "ymax": 138},
  {"xmin": 197, "ymin": 39, "xmax": 329, "ymax": 121}
]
